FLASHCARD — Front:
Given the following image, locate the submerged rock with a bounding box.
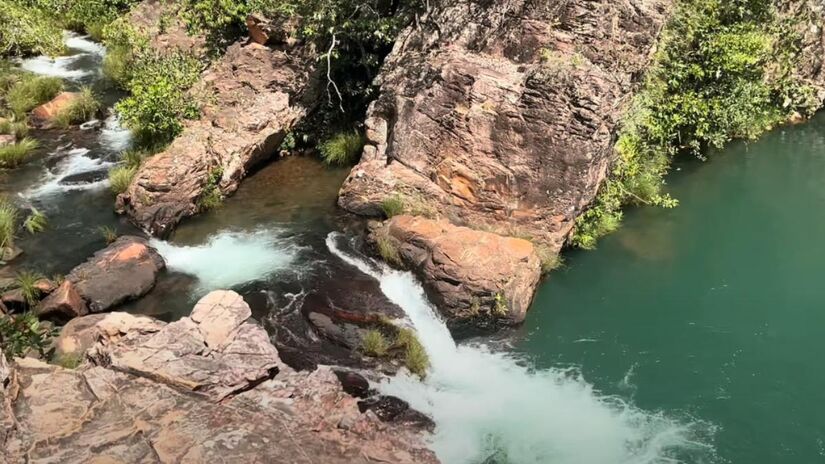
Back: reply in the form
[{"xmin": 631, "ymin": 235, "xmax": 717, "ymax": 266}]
[
  {"xmin": 67, "ymin": 236, "xmax": 165, "ymax": 313},
  {"xmin": 117, "ymin": 24, "xmax": 320, "ymax": 237},
  {"xmin": 373, "ymin": 215, "xmax": 541, "ymax": 326}
]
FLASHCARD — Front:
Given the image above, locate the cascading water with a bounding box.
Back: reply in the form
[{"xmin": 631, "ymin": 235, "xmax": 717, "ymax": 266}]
[
  {"xmin": 326, "ymin": 233, "xmax": 715, "ymax": 464},
  {"xmin": 150, "ymin": 229, "xmax": 303, "ymax": 292}
]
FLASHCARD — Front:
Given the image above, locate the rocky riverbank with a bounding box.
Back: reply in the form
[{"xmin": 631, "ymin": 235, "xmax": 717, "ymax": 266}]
[{"xmin": 1, "ymin": 290, "xmax": 436, "ymax": 463}]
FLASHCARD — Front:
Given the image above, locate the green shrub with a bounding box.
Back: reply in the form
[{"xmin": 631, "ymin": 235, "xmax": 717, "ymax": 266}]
[
  {"xmin": 0, "ymin": 1, "xmax": 65, "ymax": 57},
  {"xmin": 381, "ymin": 195, "xmax": 404, "ymax": 218},
  {"xmin": 6, "ymin": 75, "xmax": 63, "ymax": 118},
  {"xmin": 0, "ymin": 197, "xmax": 18, "ymax": 249},
  {"xmin": 23, "ymin": 208, "xmax": 47, "ymax": 234},
  {"xmin": 493, "ymin": 292, "xmax": 508, "ymax": 317},
  {"xmin": 572, "ymin": 0, "xmax": 816, "ymax": 248},
  {"xmin": 0, "ymin": 312, "xmax": 53, "ymax": 360},
  {"xmin": 0, "ymin": 137, "xmax": 39, "ymax": 168},
  {"xmin": 361, "ymin": 329, "xmax": 389, "ymax": 357},
  {"xmin": 114, "ymin": 50, "xmax": 203, "ymax": 146},
  {"xmin": 319, "ymin": 130, "xmax": 364, "ymax": 166},
  {"xmin": 15, "ymin": 270, "xmax": 45, "ymax": 307},
  {"xmin": 121, "ymin": 149, "xmax": 146, "ymax": 169},
  {"xmin": 108, "ymin": 165, "xmax": 137, "ymax": 194},
  {"xmin": 102, "ymin": 44, "xmax": 134, "ymax": 85},
  {"xmin": 53, "ymin": 87, "xmax": 100, "ymax": 128},
  {"xmin": 197, "ymin": 167, "xmax": 224, "ymax": 211},
  {"xmin": 98, "ymin": 225, "xmax": 118, "ymax": 243}
]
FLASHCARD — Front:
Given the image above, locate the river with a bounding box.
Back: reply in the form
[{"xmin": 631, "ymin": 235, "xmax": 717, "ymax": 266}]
[{"xmin": 6, "ymin": 33, "xmax": 825, "ymax": 464}]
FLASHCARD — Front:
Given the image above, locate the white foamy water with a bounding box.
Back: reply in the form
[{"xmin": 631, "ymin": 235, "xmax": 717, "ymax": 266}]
[
  {"xmin": 150, "ymin": 230, "xmax": 301, "ymax": 292},
  {"xmin": 326, "ymin": 233, "xmax": 715, "ymax": 464},
  {"xmin": 99, "ymin": 114, "xmax": 132, "ymax": 153},
  {"xmin": 24, "ymin": 148, "xmax": 114, "ymax": 198},
  {"xmin": 18, "ymin": 33, "xmax": 103, "ymax": 79}
]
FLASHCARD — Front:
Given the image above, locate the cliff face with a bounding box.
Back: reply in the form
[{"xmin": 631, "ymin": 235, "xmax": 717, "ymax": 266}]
[{"xmin": 338, "ymin": 0, "xmax": 673, "ymax": 253}]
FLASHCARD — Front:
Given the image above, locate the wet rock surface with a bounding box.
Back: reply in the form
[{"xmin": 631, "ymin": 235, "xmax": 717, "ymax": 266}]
[
  {"xmin": 1, "ymin": 290, "xmax": 437, "ymax": 464},
  {"xmin": 117, "ymin": 22, "xmax": 320, "ymax": 237},
  {"xmin": 373, "ymin": 215, "xmax": 541, "ymax": 326},
  {"xmin": 67, "ymin": 236, "xmax": 165, "ymax": 313},
  {"xmin": 339, "ymin": 0, "xmax": 673, "ymax": 253}
]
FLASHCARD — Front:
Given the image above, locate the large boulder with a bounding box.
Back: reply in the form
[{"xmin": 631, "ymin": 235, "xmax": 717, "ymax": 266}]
[
  {"xmin": 116, "ymin": 31, "xmax": 320, "ymax": 237},
  {"xmin": 338, "ymin": 0, "xmax": 673, "ymax": 254},
  {"xmin": 67, "ymin": 236, "xmax": 165, "ymax": 313},
  {"xmin": 31, "ymin": 92, "xmax": 78, "ymax": 124},
  {"xmin": 373, "ymin": 215, "xmax": 541, "ymax": 326},
  {"xmin": 52, "ymin": 313, "xmax": 107, "ymax": 361},
  {"xmin": 90, "ymin": 290, "xmax": 282, "ymax": 401},
  {"xmin": 36, "ymin": 280, "xmax": 88, "ymax": 322}
]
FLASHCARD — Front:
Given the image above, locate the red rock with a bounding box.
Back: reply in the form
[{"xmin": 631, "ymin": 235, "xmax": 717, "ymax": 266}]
[
  {"xmin": 31, "ymin": 92, "xmax": 78, "ymax": 123},
  {"xmin": 36, "ymin": 280, "xmax": 88, "ymax": 322},
  {"xmin": 374, "ymin": 215, "xmax": 541, "ymax": 325},
  {"xmin": 0, "ymin": 134, "xmax": 14, "ymax": 147}
]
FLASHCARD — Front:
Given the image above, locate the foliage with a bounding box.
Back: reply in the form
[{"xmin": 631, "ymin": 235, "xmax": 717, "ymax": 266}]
[
  {"xmin": 0, "ymin": 117, "xmax": 29, "ymax": 139},
  {"xmin": 198, "ymin": 167, "xmax": 224, "ymax": 210},
  {"xmin": 53, "ymin": 87, "xmax": 100, "ymax": 128},
  {"xmin": 572, "ymin": 0, "xmax": 818, "ymax": 249},
  {"xmin": 23, "ymin": 208, "xmax": 47, "ymax": 234},
  {"xmin": 0, "ymin": 312, "xmax": 53, "ymax": 360},
  {"xmin": 394, "ymin": 328, "xmax": 429, "ymax": 377},
  {"xmin": 0, "ymin": 0, "xmax": 65, "ymax": 57},
  {"xmin": 0, "ymin": 197, "xmax": 18, "ymax": 249},
  {"xmin": 121, "ymin": 149, "xmax": 146, "ymax": 169},
  {"xmin": 361, "ymin": 329, "xmax": 389, "ymax": 357},
  {"xmin": 376, "ymin": 233, "xmax": 401, "ymax": 267},
  {"xmin": 98, "ymin": 225, "xmax": 118, "ymax": 243},
  {"xmin": 381, "ymin": 195, "xmax": 404, "ymax": 219},
  {"xmin": 5, "ymin": 74, "xmax": 63, "ymax": 118},
  {"xmin": 493, "ymin": 292, "xmax": 508, "ymax": 317},
  {"xmin": 0, "ymin": 137, "xmax": 39, "ymax": 168},
  {"xmin": 319, "ymin": 130, "xmax": 364, "ymax": 165},
  {"xmin": 108, "ymin": 165, "xmax": 137, "ymax": 194},
  {"xmin": 535, "ymin": 244, "xmax": 563, "ymax": 274},
  {"xmin": 15, "ymin": 270, "xmax": 45, "ymax": 307}
]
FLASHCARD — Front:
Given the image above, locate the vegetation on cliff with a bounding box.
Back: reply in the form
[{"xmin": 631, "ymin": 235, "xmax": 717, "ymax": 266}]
[{"xmin": 572, "ymin": 0, "xmax": 819, "ymax": 249}]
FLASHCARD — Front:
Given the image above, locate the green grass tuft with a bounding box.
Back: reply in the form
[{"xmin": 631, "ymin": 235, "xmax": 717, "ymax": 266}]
[
  {"xmin": 6, "ymin": 75, "xmax": 63, "ymax": 119},
  {"xmin": 98, "ymin": 226, "xmax": 118, "ymax": 244},
  {"xmin": 0, "ymin": 197, "xmax": 18, "ymax": 249},
  {"xmin": 0, "ymin": 137, "xmax": 38, "ymax": 168},
  {"xmin": 0, "ymin": 118, "xmax": 28, "ymax": 139},
  {"xmin": 15, "ymin": 270, "xmax": 44, "ymax": 307},
  {"xmin": 319, "ymin": 131, "xmax": 365, "ymax": 166},
  {"xmin": 394, "ymin": 328, "xmax": 430, "ymax": 377},
  {"xmin": 53, "ymin": 87, "xmax": 100, "ymax": 128},
  {"xmin": 376, "ymin": 233, "xmax": 402, "ymax": 267},
  {"xmin": 381, "ymin": 195, "xmax": 404, "ymax": 218},
  {"xmin": 361, "ymin": 329, "xmax": 389, "ymax": 357},
  {"xmin": 108, "ymin": 165, "xmax": 137, "ymax": 195}
]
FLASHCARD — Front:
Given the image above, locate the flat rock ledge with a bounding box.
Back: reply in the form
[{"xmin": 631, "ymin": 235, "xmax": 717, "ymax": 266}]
[
  {"xmin": 373, "ymin": 215, "xmax": 541, "ymax": 326},
  {"xmin": 1, "ymin": 290, "xmax": 437, "ymax": 463}
]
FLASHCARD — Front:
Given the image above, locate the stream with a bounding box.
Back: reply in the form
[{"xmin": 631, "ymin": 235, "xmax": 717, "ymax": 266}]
[{"xmin": 5, "ymin": 33, "xmax": 825, "ymax": 464}]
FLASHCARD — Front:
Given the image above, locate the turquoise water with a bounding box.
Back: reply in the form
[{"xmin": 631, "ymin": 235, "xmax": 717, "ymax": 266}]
[{"xmin": 518, "ymin": 113, "xmax": 825, "ymax": 463}]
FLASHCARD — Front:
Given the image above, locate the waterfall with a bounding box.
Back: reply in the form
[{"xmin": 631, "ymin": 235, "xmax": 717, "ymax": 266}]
[{"xmin": 326, "ymin": 233, "xmax": 715, "ymax": 464}]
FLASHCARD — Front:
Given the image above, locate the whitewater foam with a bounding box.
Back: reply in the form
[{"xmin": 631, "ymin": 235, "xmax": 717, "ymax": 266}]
[
  {"xmin": 18, "ymin": 33, "xmax": 103, "ymax": 79},
  {"xmin": 150, "ymin": 230, "xmax": 301, "ymax": 292},
  {"xmin": 24, "ymin": 148, "xmax": 114, "ymax": 198},
  {"xmin": 326, "ymin": 233, "xmax": 716, "ymax": 464},
  {"xmin": 99, "ymin": 114, "xmax": 133, "ymax": 153}
]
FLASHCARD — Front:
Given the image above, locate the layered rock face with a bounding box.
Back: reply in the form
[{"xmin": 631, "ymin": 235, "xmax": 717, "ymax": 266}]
[
  {"xmin": 339, "ymin": 0, "xmax": 672, "ymax": 253},
  {"xmin": 373, "ymin": 216, "xmax": 541, "ymax": 326},
  {"xmin": 117, "ymin": 26, "xmax": 319, "ymax": 236},
  {"xmin": 1, "ymin": 291, "xmax": 436, "ymax": 463}
]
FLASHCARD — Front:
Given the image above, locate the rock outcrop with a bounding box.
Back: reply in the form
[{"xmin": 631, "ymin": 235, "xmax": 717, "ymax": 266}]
[
  {"xmin": 1, "ymin": 290, "xmax": 437, "ymax": 463},
  {"xmin": 339, "ymin": 0, "xmax": 673, "ymax": 254},
  {"xmin": 117, "ymin": 22, "xmax": 320, "ymax": 237},
  {"xmin": 36, "ymin": 280, "xmax": 87, "ymax": 322},
  {"xmin": 31, "ymin": 91, "xmax": 78, "ymax": 125},
  {"xmin": 373, "ymin": 215, "xmax": 541, "ymax": 326},
  {"xmin": 66, "ymin": 236, "xmax": 165, "ymax": 313}
]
